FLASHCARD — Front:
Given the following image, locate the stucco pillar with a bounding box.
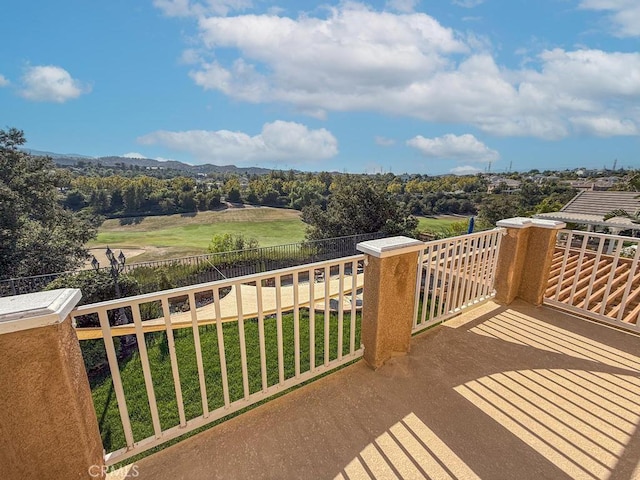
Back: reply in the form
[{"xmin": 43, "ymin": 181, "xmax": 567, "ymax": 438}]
[
  {"xmin": 494, "ymin": 218, "xmax": 566, "ymax": 306},
  {"xmin": 0, "ymin": 289, "xmax": 105, "ymax": 480},
  {"xmin": 357, "ymin": 236, "xmax": 424, "ymax": 369}
]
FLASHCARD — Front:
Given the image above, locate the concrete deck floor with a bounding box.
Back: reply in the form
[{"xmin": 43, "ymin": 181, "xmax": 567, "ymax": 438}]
[{"xmin": 113, "ymin": 300, "xmax": 640, "ymax": 480}]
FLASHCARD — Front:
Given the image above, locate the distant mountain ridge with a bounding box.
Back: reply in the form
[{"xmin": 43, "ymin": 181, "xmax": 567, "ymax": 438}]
[{"xmin": 22, "ymin": 148, "xmax": 273, "ymax": 175}]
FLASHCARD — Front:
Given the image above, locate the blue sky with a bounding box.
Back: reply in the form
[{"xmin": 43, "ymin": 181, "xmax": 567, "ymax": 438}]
[{"xmin": 1, "ymin": 0, "xmax": 639, "ymax": 175}]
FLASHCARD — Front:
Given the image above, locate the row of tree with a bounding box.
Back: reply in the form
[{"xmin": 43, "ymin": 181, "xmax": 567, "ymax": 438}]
[
  {"xmin": 62, "ymin": 171, "xmax": 577, "ymax": 224},
  {"xmin": 65, "ymin": 175, "xmax": 221, "ymax": 216},
  {"xmin": 4, "ymin": 126, "xmax": 630, "ymax": 282}
]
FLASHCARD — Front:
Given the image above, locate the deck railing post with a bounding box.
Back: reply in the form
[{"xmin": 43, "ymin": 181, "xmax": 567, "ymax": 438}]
[
  {"xmin": 0, "ymin": 289, "xmax": 105, "ymax": 480},
  {"xmin": 494, "ymin": 218, "xmax": 565, "ymax": 306},
  {"xmin": 357, "ymin": 236, "xmax": 424, "ymax": 369}
]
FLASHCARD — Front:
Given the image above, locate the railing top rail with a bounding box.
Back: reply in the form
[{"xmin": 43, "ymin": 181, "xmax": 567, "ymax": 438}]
[
  {"xmin": 558, "ymin": 229, "xmax": 640, "ymax": 243},
  {"xmin": 73, "ymin": 254, "xmax": 364, "ymax": 313}
]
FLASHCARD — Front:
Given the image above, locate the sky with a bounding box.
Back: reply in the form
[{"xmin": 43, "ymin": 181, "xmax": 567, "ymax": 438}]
[{"xmin": 1, "ymin": 0, "xmax": 639, "ymax": 175}]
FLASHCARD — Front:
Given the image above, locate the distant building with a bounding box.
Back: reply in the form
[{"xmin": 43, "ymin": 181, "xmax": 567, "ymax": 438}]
[
  {"xmin": 487, "ymin": 177, "xmax": 521, "ymax": 193},
  {"xmin": 568, "ymin": 177, "xmax": 620, "ymax": 191}
]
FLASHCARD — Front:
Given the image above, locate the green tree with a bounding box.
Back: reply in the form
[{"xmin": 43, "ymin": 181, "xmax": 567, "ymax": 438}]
[
  {"xmin": 205, "ymin": 189, "xmax": 221, "ymax": 209},
  {"xmin": 208, "ymin": 233, "xmax": 259, "ymax": 253},
  {"xmin": 477, "ymin": 194, "xmax": 520, "ymax": 226},
  {"xmin": 0, "ymin": 128, "xmax": 96, "ymax": 279},
  {"xmin": 62, "ymin": 189, "xmax": 86, "ymax": 211},
  {"xmin": 301, "ymin": 177, "xmax": 418, "ymax": 240}
]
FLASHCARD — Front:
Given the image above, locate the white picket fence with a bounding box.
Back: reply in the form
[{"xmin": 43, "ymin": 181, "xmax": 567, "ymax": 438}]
[
  {"xmin": 73, "ymin": 255, "xmax": 364, "ymax": 465},
  {"xmin": 544, "ymin": 230, "xmax": 640, "ymax": 332},
  {"xmin": 412, "ymin": 229, "xmax": 505, "ymax": 333},
  {"xmin": 73, "ymin": 230, "xmax": 508, "ymax": 465}
]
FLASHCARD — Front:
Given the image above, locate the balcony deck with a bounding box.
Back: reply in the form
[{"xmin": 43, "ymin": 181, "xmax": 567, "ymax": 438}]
[{"xmin": 111, "ymin": 300, "xmax": 640, "ymax": 480}]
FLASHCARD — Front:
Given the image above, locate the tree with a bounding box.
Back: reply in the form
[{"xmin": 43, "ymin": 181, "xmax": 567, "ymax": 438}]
[
  {"xmin": 477, "ymin": 194, "xmax": 520, "ymax": 226},
  {"xmin": 301, "ymin": 176, "xmax": 418, "ymax": 240},
  {"xmin": 208, "ymin": 233, "xmax": 259, "ymax": 253},
  {"xmin": 224, "ymin": 178, "xmax": 242, "ymax": 203},
  {"xmin": 0, "ymin": 128, "xmax": 96, "ymax": 279}
]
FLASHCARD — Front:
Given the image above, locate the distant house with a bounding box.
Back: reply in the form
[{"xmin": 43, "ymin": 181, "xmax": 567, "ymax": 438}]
[
  {"xmin": 569, "ymin": 177, "xmax": 620, "ymax": 191},
  {"xmin": 569, "ymin": 180, "xmax": 596, "ymax": 191},
  {"xmin": 535, "ymin": 190, "xmax": 640, "ymax": 234},
  {"xmin": 526, "ymin": 174, "xmax": 559, "ymax": 184},
  {"xmin": 487, "ymin": 177, "xmax": 521, "ymax": 193}
]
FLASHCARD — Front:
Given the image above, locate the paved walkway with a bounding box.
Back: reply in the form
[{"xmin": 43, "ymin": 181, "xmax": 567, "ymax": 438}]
[
  {"xmin": 110, "ymin": 300, "xmax": 640, "ymax": 479},
  {"xmin": 77, "ymin": 274, "xmax": 363, "ymax": 340}
]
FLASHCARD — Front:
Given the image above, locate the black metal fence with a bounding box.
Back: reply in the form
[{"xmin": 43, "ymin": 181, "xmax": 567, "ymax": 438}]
[{"xmin": 0, "ymin": 232, "xmax": 387, "ymax": 297}]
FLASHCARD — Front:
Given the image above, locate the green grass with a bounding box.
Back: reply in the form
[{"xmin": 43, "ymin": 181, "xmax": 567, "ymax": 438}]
[
  {"xmin": 416, "ymin": 215, "xmax": 466, "ymax": 234},
  {"xmin": 87, "ymin": 207, "xmax": 306, "ymax": 261},
  {"xmin": 89, "ymin": 309, "xmax": 361, "ymax": 460}
]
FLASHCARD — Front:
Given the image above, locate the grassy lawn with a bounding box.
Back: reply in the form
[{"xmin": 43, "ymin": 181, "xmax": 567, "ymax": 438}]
[
  {"xmin": 417, "ymin": 215, "xmax": 468, "ymax": 234},
  {"xmin": 88, "ymin": 210, "xmax": 469, "ymax": 263},
  {"xmin": 89, "ymin": 309, "xmax": 361, "ymax": 460},
  {"xmin": 87, "ymin": 207, "xmax": 306, "ymax": 261}
]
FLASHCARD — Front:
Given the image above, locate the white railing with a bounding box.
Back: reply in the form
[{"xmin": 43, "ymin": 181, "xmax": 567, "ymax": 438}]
[
  {"xmin": 412, "ymin": 229, "xmax": 505, "ymax": 333},
  {"xmin": 72, "ymin": 255, "xmax": 364, "ymax": 465},
  {"xmin": 544, "ymin": 230, "xmax": 640, "ymax": 332}
]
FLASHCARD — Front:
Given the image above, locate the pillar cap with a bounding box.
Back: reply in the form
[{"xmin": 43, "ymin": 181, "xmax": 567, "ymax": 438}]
[
  {"xmin": 357, "ymin": 236, "xmax": 424, "ymax": 258},
  {"xmin": 0, "ymin": 288, "xmax": 82, "ymax": 335},
  {"xmin": 496, "ymin": 217, "xmax": 566, "ymax": 230}
]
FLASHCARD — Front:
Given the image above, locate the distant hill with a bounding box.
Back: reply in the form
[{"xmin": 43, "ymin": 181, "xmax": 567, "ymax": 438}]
[
  {"xmin": 23, "ymin": 148, "xmax": 93, "ymax": 159},
  {"xmin": 22, "ymin": 149, "xmax": 273, "ymax": 175}
]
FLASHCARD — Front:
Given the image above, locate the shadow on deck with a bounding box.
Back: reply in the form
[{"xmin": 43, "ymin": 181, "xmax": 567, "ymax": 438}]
[{"xmin": 113, "ymin": 300, "xmax": 640, "ymax": 480}]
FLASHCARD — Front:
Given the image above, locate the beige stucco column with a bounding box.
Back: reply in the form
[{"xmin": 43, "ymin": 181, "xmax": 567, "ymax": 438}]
[
  {"xmin": 494, "ymin": 217, "xmax": 566, "ymax": 306},
  {"xmin": 0, "ymin": 289, "xmax": 105, "ymax": 480},
  {"xmin": 357, "ymin": 236, "xmax": 424, "ymax": 369}
]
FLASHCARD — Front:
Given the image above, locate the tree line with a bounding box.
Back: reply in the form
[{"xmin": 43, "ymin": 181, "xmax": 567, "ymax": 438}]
[
  {"xmin": 5, "ymin": 126, "xmax": 634, "ymax": 282},
  {"xmin": 59, "ymin": 165, "xmax": 579, "ymax": 222}
]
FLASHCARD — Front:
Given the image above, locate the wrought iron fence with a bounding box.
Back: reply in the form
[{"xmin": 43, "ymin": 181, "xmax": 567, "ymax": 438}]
[{"xmin": 0, "ymin": 232, "xmax": 386, "ymax": 297}]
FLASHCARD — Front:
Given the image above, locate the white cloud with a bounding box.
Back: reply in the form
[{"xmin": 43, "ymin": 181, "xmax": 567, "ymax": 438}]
[
  {"xmin": 166, "ymin": 3, "xmax": 640, "ymax": 140},
  {"xmin": 179, "ymin": 49, "xmax": 202, "ymax": 65},
  {"xmin": 193, "ymin": 4, "xmax": 468, "ymax": 103},
  {"xmin": 570, "ymin": 116, "xmax": 638, "ymax": 136},
  {"xmin": 385, "ymin": 0, "xmax": 420, "ymax": 13},
  {"xmin": 533, "ymin": 49, "xmax": 640, "ymax": 98},
  {"xmin": 0, "ymin": 74, "xmax": 9, "ymax": 87},
  {"xmin": 452, "ymin": 0, "xmax": 485, "ymax": 8},
  {"xmin": 451, "ymin": 165, "xmax": 483, "ymax": 175},
  {"xmin": 579, "ymin": 0, "xmax": 640, "ymax": 37},
  {"xmin": 153, "ymin": 0, "xmax": 252, "ymax": 17},
  {"xmin": 375, "ymin": 136, "xmax": 396, "ymax": 146},
  {"xmin": 122, "ymin": 152, "xmax": 146, "ymax": 159},
  {"xmin": 153, "ymin": 0, "xmax": 193, "ymax": 16},
  {"xmin": 407, "ymin": 134, "xmax": 499, "ymax": 162},
  {"xmin": 137, "ymin": 120, "xmax": 338, "ymax": 164},
  {"xmin": 19, "ymin": 66, "xmax": 90, "ymax": 103}
]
